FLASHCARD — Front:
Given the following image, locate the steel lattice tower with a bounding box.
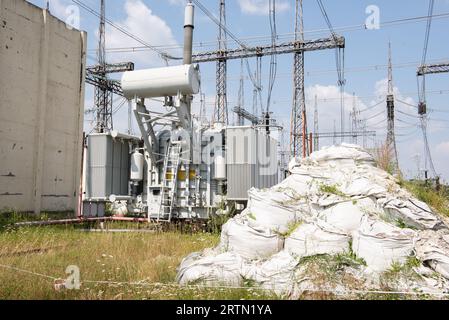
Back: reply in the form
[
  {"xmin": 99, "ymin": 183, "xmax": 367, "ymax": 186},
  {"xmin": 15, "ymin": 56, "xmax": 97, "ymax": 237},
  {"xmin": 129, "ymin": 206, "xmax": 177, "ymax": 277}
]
[
  {"xmin": 94, "ymin": 0, "xmax": 113, "ymax": 133},
  {"xmin": 386, "ymin": 42, "xmax": 399, "ymax": 171},
  {"xmin": 351, "ymin": 93, "xmax": 359, "ymax": 145},
  {"xmin": 214, "ymin": 0, "xmax": 228, "ymax": 124},
  {"xmin": 313, "ymin": 95, "xmax": 319, "ymax": 152},
  {"xmin": 290, "ymin": 0, "xmax": 307, "ymax": 158}
]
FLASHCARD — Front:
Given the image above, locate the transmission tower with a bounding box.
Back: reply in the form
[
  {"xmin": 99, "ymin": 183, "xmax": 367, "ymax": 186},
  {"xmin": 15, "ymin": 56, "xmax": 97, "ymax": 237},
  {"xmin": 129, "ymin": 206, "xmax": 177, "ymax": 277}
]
[
  {"xmin": 236, "ymin": 59, "xmax": 245, "ymax": 126},
  {"xmin": 313, "ymin": 95, "xmax": 319, "ymax": 152},
  {"xmin": 214, "ymin": 0, "xmax": 228, "ymax": 125},
  {"xmin": 386, "ymin": 42, "xmax": 399, "ymax": 171},
  {"xmin": 94, "ymin": 0, "xmax": 113, "ymax": 133},
  {"xmin": 290, "ymin": 0, "xmax": 307, "ymax": 158},
  {"xmin": 350, "ymin": 93, "xmax": 359, "ymax": 145}
]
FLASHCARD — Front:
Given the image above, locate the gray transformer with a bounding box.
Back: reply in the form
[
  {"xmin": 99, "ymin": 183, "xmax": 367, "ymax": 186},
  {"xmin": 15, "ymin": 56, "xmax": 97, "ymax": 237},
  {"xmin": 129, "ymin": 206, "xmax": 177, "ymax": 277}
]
[
  {"xmin": 226, "ymin": 127, "xmax": 279, "ymax": 201},
  {"xmin": 85, "ymin": 133, "xmax": 130, "ymax": 200}
]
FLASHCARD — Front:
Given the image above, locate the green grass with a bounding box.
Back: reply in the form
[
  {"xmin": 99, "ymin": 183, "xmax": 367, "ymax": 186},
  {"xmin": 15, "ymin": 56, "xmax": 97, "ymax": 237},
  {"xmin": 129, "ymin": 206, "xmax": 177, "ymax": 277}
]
[
  {"xmin": 382, "ymin": 256, "xmax": 423, "ymax": 286},
  {"xmin": 281, "ymin": 220, "xmax": 303, "ymax": 238},
  {"xmin": 318, "ymin": 183, "xmax": 347, "ymax": 198},
  {"xmin": 0, "ymin": 224, "xmax": 281, "ymax": 300},
  {"xmin": 402, "ymin": 180, "xmax": 449, "ymax": 217}
]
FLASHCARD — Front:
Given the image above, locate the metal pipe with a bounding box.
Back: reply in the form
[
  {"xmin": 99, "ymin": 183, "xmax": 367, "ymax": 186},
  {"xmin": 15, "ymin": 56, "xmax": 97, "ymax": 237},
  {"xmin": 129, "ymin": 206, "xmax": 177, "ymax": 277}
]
[
  {"xmin": 14, "ymin": 217, "xmax": 113, "ymax": 227},
  {"xmin": 183, "ymin": 2, "xmax": 195, "ymax": 64},
  {"xmin": 13, "ymin": 216, "xmax": 150, "ymax": 228},
  {"xmin": 79, "ymin": 229, "xmax": 156, "ymax": 233},
  {"xmin": 110, "ymin": 130, "xmax": 142, "ymax": 141},
  {"xmin": 109, "ymin": 195, "xmax": 133, "ymax": 202},
  {"xmin": 309, "ymin": 132, "xmax": 313, "ymax": 155}
]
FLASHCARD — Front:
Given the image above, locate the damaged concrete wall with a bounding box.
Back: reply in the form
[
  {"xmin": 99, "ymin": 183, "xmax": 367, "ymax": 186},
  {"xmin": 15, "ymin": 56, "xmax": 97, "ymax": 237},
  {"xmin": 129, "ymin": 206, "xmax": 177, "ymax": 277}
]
[{"xmin": 0, "ymin": 0, "xmax": 86, "ymax": 213}]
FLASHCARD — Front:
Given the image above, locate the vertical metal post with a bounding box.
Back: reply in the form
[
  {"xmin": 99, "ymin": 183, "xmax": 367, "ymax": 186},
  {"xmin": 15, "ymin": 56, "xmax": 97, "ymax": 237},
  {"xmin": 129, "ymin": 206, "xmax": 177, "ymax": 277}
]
[
  {"xmin": 94, "ymin": 0, "xmax": 113, "ymax": 133},
  {"xmin": 309, "ymin": 132, "xmax": 313, "ymax": 155},
  {"xmin": 214, "ymin": 0, "xmax": 228, "ymax": 125},
  {"xmin": 313, "ymin": 95, "xmax": 319, "ymax": 151},
  {"xmin": 291, "ymin": 0, "xmax": 306, "ymax": 158},
  {"xmin": 386, "ymin": 42, "xmax": 399, "ymax": 171}
]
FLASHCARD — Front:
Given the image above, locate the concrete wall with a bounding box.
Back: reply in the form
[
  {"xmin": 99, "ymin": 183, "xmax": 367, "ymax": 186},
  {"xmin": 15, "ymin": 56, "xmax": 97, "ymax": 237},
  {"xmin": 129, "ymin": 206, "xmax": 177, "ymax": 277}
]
[{"xmin": 0, "ymin": 0, "xmax": 87, "ymax": 213}]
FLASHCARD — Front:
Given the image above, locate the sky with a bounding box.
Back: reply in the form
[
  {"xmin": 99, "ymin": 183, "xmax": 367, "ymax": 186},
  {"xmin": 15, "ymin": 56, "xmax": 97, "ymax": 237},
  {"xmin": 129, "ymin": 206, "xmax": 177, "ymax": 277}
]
[{"xmin": 28, "ymin": 0, "xmax": 449, "ymax": 182}]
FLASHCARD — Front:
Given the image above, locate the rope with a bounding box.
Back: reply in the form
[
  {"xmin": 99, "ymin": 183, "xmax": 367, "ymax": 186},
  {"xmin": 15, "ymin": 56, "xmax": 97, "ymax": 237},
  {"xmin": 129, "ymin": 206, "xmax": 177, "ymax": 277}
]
[{"xmin": 1, "ymin": 263, "xmax": 448, "ymax": 297}]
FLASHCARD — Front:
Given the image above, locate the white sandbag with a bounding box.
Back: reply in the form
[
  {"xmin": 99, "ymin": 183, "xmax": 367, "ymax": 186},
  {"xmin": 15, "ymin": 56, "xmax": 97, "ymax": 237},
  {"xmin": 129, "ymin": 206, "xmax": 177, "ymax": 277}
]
[
  {"xmin": 340, "ymin": 176, "xmax": 387, "ymax": 198},
  {"xmin": 243, "ymin": 251, "xmax": 299, "ymax": 296},
  {"xmin": 379, "ymin": 197, "xmax": 443, "ymax": 230},
  {"xmin": 176, "ymin": 251, "xmax": 246, "ymax": 286},
  {"xmin": 219, "ymin": 217, "xmax": 284, "ymax": 260},
  {"xmin": 247, "ymin": 188, "xmax": 299, "ymax": 233},
  {"xmin": 318, "ymin": 200, "xmax": 369, "ymax": 234},
  {"xmin": 352, "ymin": 216, "xmax": 417, "ymax": 272},
  {"xmin": 284, "ymin": 220, "xmax": 350, "ymax": 258},
  {"xmin": 415, "ymin": 230, "xmax": 449, "ymax": 280},
  {"xmin": 301, "ymin": 144, "xmax": 375, "ymax": 168}
]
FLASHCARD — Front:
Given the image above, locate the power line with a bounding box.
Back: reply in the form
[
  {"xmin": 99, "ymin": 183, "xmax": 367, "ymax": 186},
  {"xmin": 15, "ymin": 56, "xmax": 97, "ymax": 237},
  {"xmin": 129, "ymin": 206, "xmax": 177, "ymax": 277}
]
[
  {"xmin": 363, "ymin": 109, "xmax": 385, "ymax": 121},
  {"xmin": 71, "ymin": 0, "xmax": 180, "ymax": 62},
  {"xmin": 96, "ymin": 12, "xmax": 449, "ymax": 54},
  {"xmin": 358, "ymin": 99, "xmax": 385, "ymax": 113},
  {"xmin": 316, "ymin": 0, "xmax": 346, "ymax": 140},
  {"xmin": 266, "ymin": 0, "xmax": 278, "ymax": 113},
  {"xmin": 421, "ymin": 0, "xmax": 435, "ymax": 67},
  {"xmin": 191, "ymin": 0, "xmax": 248, "ymax": 49}
]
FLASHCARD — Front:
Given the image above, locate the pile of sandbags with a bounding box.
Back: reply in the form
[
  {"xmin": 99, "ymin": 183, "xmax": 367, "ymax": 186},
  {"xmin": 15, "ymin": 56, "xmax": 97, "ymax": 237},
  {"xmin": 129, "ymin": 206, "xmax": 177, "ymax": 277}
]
[{"xmin": 177, "ymin": 144, "xmax": 449, "ymax": 296}]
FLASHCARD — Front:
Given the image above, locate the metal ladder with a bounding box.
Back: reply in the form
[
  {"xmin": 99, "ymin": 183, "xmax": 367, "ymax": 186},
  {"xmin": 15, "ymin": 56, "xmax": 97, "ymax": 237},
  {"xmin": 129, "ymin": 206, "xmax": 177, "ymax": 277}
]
[{"xmin": 158, "ymin": 142, "xmax": 181, "ymax": 222}]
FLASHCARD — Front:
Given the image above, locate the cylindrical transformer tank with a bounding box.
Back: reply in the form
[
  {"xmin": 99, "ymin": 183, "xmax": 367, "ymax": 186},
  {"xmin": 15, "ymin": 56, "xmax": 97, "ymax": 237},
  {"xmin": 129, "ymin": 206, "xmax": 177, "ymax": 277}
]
[
  {"xmin": 130, "ymin": 151, "xmax": 144, "ymax": 182},
  {"xmin": 121, "ymin": 64, "xmax": 200, "ymax": 99},
  {"xmin": 214, "ymin": 152, "xmax": 226, "ymax": 180}
]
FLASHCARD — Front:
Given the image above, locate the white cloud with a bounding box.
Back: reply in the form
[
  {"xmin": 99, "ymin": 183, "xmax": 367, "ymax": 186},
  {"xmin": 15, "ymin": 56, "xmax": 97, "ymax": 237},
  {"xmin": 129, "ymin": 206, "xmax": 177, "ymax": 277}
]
[
  {"xmin": 105, "ymin": 0, "xmax": 179, "ymax": 67},
  {"xmin": 237, "ymin": 0, "xmax": 290, "ymax": 16},
  {"xmin": 48, "ymin": 0, "xmax": 79, "ymax": 27},
  {"xmin": 305, "ymin": 84, "xmax": 369, "ymax": 133}
]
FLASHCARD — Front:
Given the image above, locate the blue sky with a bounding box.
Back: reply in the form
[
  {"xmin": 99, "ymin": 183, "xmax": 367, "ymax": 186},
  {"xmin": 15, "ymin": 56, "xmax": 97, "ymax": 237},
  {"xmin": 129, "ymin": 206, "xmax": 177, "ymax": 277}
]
[{"xmin": 29, "ymin": 0, "xmax": 449, "ymax": 181}]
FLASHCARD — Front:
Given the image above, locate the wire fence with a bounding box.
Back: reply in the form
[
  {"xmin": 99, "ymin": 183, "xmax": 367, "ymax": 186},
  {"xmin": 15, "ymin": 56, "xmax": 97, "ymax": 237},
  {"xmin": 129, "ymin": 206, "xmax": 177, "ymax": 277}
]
[{"xmin": 1, "ymin": 263, "xmax": 449, "ymax": 298}]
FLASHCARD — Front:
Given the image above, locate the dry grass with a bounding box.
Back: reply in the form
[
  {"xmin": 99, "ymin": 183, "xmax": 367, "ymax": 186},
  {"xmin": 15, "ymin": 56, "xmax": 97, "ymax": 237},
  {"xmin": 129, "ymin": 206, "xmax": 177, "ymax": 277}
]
[
  {"xmin": 374, "ymin": 142, "xmax": 397, "ymax": 175},
  {"xmin": 0, "ymin": 224, "xmax": 275, "ymax": 300}
]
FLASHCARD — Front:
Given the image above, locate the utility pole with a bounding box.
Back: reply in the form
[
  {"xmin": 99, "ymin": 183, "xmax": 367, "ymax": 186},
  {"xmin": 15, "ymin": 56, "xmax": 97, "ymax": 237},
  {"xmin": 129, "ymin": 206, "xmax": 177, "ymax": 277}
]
[
  {"xmin": 417, "ymin": 61, "xmax": 449, "ymax": 179},
  {"xmin": 291, "ymin": 0, "xmax": 307, "ymax": 159},
  {"xmin": 214, "ymin": 0, "xmax": 228, "ymax": 125},
  {"xmin": 333, "ymin": 120, "xmax": 337, "ymax": 145},
  {"xmin": 350, "ymin": 92, "xmax": 359, "ymax": 145},
  {"xmin": 313, "ymin": 95, "xmax": 319, "ymax": 151},
  {"xmin": 236, "ymin": 59, "xmax": 245, "ymax": 126},
  {"xmin": 386, "ymin": 42, "xmax": 399, "ymax": 172},
  {"xmin": 361, "ymin": 119, "xmax": 367, "ymax": 148}
]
